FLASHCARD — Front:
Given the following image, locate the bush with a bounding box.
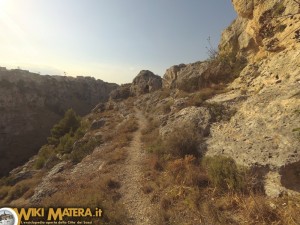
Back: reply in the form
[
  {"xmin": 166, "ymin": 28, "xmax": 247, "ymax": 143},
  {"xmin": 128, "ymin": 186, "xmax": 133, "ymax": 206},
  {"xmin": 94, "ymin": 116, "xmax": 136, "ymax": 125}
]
[
  {"xmin": 187, "ymin": 88, "xmax": 215, "ymax": 106},
  {"xmin": 34, "ymin": 157, "xmax": 46, "ymax": 169},
  {"xmin": 48, "ymin": 109, "xmax": 81, "ymax": 145},
  {"xmin": 168, "ymin": 155, "xmax": 209, "ymax": 187},
  {"xmin": 118, "ymin": 117, "xmax": 138, "ymax": 133},
  {"xmin": 56, "ymin": 133, "xmax": 75, "ymax": 154},
  {"xmin": 34, "ymin": 145, "xmax": 56, "ymax": 169},
  {"xmin": 202, "ymin": 156, "xmax": 247, "ymax": 192},
  {"xmin": 164, "ymin": 127, "xmax": 201, "ymax": 157},
  {"xmin": 70, "ymin": 136, "xmax": 102, "ymax": 163}
]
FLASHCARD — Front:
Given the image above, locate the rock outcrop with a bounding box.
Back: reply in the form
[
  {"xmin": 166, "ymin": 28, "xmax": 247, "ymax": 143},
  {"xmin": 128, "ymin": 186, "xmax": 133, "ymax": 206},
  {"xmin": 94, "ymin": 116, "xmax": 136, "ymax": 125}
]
[
  {"xmin": 159, "ymin": 0, "xmax": 300, "ymax": 196},
  {"xmin": 205, "ymin": 0, "xmax": 300, "ymax": 195},
  {"xmin": 0, "ymin": 68, "xmax": 118, "ymax": 176},
  {"xmin": 130, "ymin": 70, "xmax": 162, "ymax": 95},
  {"xmin": 159, "ymin": 106, "xmax": 211, "ymax": 139},
  {"xmin": 163, "ymin": 59, "xmax": 233, "ymax": 92},
  {"xmin": 219, "ymin": 0, "xmax": 300, "ymax": 60},
  {"xmin": 206, "ymin": 47, "xmax": 300, "ymax": 169},
  {"xmin": 163, "ymin": 64, "xmax": 186, "ymax": 89}
]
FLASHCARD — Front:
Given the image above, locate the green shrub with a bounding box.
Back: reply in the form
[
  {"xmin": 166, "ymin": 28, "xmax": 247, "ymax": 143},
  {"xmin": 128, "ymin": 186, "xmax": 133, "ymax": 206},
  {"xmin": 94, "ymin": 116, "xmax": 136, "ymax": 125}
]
[
  {"xmin": 48, "ymin": 109, "xmax": 81, "ymax": 145},
  {"xmin": 56, "ymin": 133, "xmax": 75, "ymax": 154},
  {"xmin": 202, "ymin": 156, "xmax": 247, "ymax": 192},
  {"xmin": 70, "ymin": 136, "xmax": 102, "ymax": 163},
  {"xmin": 34, "ymin": 157, "xmax": 46, "ymax": 169},
  {"xmin": 164, "ymin": 127, "xmax": 201, "ymax": 157},
  {"xmin": 34, "ymin": 145, "xmax": 56, "ymax": 169}
]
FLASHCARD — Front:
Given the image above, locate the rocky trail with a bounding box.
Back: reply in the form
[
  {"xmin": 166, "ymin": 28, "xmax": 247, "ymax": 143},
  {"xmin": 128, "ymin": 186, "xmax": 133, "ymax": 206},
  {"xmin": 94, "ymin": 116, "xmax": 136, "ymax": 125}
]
[{"xmin": 119, "ymin": 108, "xmax": 156, "ymax": 225}]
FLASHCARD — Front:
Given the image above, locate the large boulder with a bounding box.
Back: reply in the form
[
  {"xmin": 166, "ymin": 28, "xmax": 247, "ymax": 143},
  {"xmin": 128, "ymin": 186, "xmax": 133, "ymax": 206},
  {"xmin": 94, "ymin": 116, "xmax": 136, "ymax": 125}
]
[
  {"xmin": 163, "ymin": 64, "xmax": 186, "ymax": 89},
  {"xmin": 163, "ymin": 61, "xmax": 232, "ymax": 91},
  {"xmin": 219, "ymin": 17, "xmax": 253, "ymax": 56},
  {"xmin": 159, "ymin": 106, "xmax": 212, "ymax": 139},
  {"xmin": 130, "ymin": 70, "xmax": 162, "ymax": 95}
]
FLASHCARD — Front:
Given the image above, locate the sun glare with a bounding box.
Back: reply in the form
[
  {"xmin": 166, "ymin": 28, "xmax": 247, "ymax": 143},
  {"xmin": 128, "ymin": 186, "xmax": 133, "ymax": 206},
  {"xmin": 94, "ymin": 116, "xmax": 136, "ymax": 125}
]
[{"xmin": 0, "ymin": 0, "xmax": 8, "ymax": 17}]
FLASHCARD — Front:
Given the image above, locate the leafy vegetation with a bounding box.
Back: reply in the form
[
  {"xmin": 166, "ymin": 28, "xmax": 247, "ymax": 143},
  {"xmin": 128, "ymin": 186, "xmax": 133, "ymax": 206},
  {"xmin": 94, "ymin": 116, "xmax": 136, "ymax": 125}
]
[
  {"xmin": 69, "ymin": 136, "xmax": 102, "ymax": 163},
  {"xmin": 34, "ymin": 108, "xmax": 94, "ymax": 169},
  {"xmin": 164, "ymin": 127, "xmax": 202, "ymax": 157},
  {"xmin": 202, "ymin": 156, "xmax": 248, "ymax": 192},
  {"xmin": 34, "ymin": 145, "xmax": 56, "ymax": 169},
  {"xmin": 47, "ymin": 108, "xmax": 81, "ymax": 145}
]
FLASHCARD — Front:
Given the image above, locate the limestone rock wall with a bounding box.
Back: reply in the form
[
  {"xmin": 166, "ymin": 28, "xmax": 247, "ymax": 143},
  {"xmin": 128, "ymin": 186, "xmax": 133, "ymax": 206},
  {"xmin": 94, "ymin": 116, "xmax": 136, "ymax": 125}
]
[
  {"xmin": 159, "ymin": 0, "xmax": 300, "ymax": 195},
  {"xmin": 0, "ymin": 68, "xmax": 118, "ymax": 176}
]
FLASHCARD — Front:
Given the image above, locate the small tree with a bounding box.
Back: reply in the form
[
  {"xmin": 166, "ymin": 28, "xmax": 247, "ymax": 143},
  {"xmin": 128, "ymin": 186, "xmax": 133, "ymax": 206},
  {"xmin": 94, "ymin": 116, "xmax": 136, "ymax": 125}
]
[{"xmin": 47, "ymin": 109, "xmax": 81, "ymax": 145}]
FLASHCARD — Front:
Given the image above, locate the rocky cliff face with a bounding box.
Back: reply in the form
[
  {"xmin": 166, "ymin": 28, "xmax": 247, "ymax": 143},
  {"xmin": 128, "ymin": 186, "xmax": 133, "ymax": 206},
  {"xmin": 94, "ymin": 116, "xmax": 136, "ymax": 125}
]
[
  {"xmin": 160, "ymin": 0, "xmax": 300, "ymax": 196},
  {"xmin": 206, "ymin": 0, "xmax": 300, "ymax": 195},
  {"xmin": 0, "ymin": 68, "xmax": 117, "ymax": 176},
  {"xmin": 220, "ymin": 0, "xmax": 299, "ymax": 60}
]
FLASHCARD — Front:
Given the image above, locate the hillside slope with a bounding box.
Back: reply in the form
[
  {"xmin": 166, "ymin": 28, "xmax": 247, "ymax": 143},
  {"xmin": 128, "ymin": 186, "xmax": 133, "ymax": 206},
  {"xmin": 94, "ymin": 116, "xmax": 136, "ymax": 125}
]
[{"xmin": 0, "ymin": 68, "xmax": 117, "ymax": 176}]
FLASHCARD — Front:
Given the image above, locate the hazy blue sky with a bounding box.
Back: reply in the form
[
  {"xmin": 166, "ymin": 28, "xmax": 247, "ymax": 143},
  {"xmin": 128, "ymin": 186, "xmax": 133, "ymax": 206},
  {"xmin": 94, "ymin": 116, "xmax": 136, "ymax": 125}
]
[{"xmin": 0, "ymin": 0, "xmax": 236, "ymax": 84}]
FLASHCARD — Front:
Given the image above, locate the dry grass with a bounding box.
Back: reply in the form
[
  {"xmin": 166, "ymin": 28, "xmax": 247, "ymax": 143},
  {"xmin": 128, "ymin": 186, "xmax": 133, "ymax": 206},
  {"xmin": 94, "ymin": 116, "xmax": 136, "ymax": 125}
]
[
  {"xmin": 106, "ymin": 148, "xmax": 128, "ymax": 165},
  {"xmin": 118, "ymin": 116, "xmax": 139, "ymax": 133},
  {"xmin": 185, "ymin": 85, "xmax": 228, "ymax": 106},
  {"xmin": 139, "ymin": 111, "xmax": 300, "ymax": 224},
  {"xmin": 168, "ymin": 155, "xmax": 209, "ymax": 188},
  {"xmin": 0, "ymin": 172, "xmax": 44, "ymax": 205},
  {"xmin": 157, "ymin": 89, "xmax": 172, "ymax": 100},
  {"xmin": 41, "ymin": 175, "xmax": 128, "ymax": 225}
]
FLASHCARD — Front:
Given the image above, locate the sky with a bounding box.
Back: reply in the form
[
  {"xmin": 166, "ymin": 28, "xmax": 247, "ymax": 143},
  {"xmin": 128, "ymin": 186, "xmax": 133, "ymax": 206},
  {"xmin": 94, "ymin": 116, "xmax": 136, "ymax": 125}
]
[{"xmin": 0, "ymin": 0, "xmax": 236, "ymax": 84}]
